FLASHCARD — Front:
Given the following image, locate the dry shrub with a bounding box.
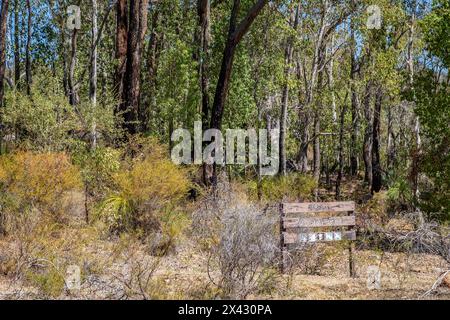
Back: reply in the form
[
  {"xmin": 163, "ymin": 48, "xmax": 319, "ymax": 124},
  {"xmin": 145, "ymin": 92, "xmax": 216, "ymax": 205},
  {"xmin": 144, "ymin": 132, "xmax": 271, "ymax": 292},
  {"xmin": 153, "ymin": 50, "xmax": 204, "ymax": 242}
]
[
  {"xmin": 359, "ymin": 192, "xmax": 389, "ymax": 226},
  {"xmin": 289, "ymin": 243, "xmax": 336, "ymax": 275},
  {"xmin": 0, "ymin": 152, "xmax": 82, "ymax": 232},
  {"xmin": 193, "ymin": 177, "xmax": 279, "ymax": 299},
  {"xmin": 79, "ymin": 235, "xmax": 173, "ymax": 300},
  {"xmin": 360, "ymin": 212, "xmax": 450, "ymax": 296},
  {"xmin": 0, "ymin": 223, "xmax": 101, "ymax": 299}
]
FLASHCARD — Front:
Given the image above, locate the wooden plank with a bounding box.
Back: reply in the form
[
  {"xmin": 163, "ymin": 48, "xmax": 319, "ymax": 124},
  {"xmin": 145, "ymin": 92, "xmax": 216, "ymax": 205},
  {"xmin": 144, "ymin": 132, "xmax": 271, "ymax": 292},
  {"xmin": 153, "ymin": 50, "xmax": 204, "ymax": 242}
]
[
  {"xmin": 283, "ymin": 201, "xmax": 355, "ymax": 214},
  {"xmin": 284, "ymin": 230, "xmax": 356, "ymax": 244},
  {"xmin": 283, "ymin": 215, "xmax": 355, "ymax": 228}
]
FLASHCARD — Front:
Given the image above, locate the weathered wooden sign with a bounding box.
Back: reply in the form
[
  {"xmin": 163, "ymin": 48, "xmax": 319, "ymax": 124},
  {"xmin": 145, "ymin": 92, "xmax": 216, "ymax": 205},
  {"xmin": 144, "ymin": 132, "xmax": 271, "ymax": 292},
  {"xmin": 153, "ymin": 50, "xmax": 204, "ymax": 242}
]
[
  {"xmin": 282, "ymin": 201, "xmax": 355, "ymax": 214},
  {"xmin": 279, "ymin": 201, "xmax": 356, "ymax": 277},
  {"xmin": 283, "ymin": 215, "xmax": 356, "ymax": 228},
  {"xmin": 284, "ymin": 230, "xmax": 356, "ymax": 244}
]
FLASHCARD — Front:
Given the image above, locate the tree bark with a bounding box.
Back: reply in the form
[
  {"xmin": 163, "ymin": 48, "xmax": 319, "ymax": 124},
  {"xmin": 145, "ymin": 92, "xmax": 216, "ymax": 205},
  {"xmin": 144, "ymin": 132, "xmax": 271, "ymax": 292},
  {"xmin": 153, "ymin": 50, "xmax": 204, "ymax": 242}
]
[
  {"xmin": 120, "ymin": 0, "xmax": 149, "ymax": 134},
  {"xmin": 25, "ymin": 0, "xmax": 32, "ymax": 95},
  {"xmin": 68, "ymin": 28, "xmax": 79, "ymax": 105},
  {"xmin": 90, "ymin": 0, "xmax": 98, "ymax": 149},
  {"xmin": 336, "ymin": 102, "xmax": 347, "ymax": 200},
  {"xmin": 407, "ymin": 0, "xmax": 422, "ymax": 216},
  {"xmin": 349, "ymin": 21, "xmax": 359, "ymax": 176},
  {"xmin": 280, "ymin": 4, "xmax": 299, "ymax": 176},
  {"xmin": 363, "ymin": 82, "xmax": 373, "ymax": 187},
  {"xmin": 0, "ymin": 0, "xmax": 9, "ymax": 160},
  {"xmin": 387, "ymin": 105, "xmax": 395, "ymax": 169},
  {"xmin": 115, "ymin": 0, "xmax": 128, "ymax": 100},
  {"xmin": 313, "ymin": 43, "xmax": 326, "ymax": 190},
  {"xmin": 14, "ymin": 0, "xmax": 20, "ymax": 89},
  {"xmin": 209, "ymin": 0, "xmax": 268, "ymax": 184},
  {"xmin": 62, "ymin": 30, "xmax": 69, "ymax": 96},
  {"xmin": 197, "ymin": 0, "xmax": 211, "ymax": 131},
  {"xmin": 209, "ymin": 0, "xmax": 268, "ymax": 131},
  {"xmin": 0, "ymin": 0, "xmax": 9, "ymax": 105},
  {"xmin": 141, "ymin": 5, "xmax": 160, "ymax": 132},
  {"xmin": 90, "ymin": 0, "xmax": 98, "ymax": 105},
  {"xmin": 197, "ymin": 0, "xmax": 213, "ymax": 184},
  {"xmin": 371, "ymin": 87, "xmax": 383, "ymax": 193}
]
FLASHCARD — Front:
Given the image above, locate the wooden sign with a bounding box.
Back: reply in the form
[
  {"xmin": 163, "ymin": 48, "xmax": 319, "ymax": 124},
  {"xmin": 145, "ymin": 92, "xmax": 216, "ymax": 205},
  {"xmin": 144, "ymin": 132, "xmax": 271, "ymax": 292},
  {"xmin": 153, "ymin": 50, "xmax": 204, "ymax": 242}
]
[
  {"xmin": 283, "ymin": 201, "xmax": 355, "ymax": 214},
  {"xmin": 283, "ymin": 230, "xmax": 356, "ymax": 244},
  {"xmin": 283, "ymin": 216, "xmax": 356, "ymax": 228},
  {"xmin": 280, "ymin": 201, "xmax": 357, "ymax": 277}
]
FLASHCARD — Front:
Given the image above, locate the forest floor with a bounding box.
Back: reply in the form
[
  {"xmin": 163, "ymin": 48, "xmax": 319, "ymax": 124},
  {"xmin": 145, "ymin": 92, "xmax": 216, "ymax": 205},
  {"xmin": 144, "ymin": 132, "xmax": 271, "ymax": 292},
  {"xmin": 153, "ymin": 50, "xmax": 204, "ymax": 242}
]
[
  {"xmin": 1, "ymin": 178, "xmax": 449, "ymax": 300},
  {"xmin": 1, "ymin": 238, "xmax": 450, "ymax": 300},
  {"xmin": 155, "ymin": 239, "xmax": 450, "ymax": 300}
]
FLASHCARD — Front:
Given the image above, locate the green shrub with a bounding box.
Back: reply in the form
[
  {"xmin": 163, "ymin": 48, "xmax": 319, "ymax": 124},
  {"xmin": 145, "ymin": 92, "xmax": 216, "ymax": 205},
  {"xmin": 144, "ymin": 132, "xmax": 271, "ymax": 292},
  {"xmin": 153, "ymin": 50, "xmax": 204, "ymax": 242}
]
[
  {"xmin": 1, "ymin": 70, "xmax": 121, "ymax": 152},
  {"xmin": 387, "ymin": 177, "xmax": 414, "ymax": 212},
  {"xmin": 71, "ymin": 144, "xmax": 121, "ymax": 202},
  {"xmin": 246, "ymin": 173, "xmax": 316, "ymax": 202}
]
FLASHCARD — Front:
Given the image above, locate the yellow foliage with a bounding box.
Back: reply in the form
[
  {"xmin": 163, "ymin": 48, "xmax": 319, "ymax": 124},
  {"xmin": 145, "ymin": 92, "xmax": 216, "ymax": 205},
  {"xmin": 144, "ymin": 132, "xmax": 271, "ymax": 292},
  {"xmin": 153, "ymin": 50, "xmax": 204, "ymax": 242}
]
[
  {"xmin": 0, "ymin": 163, "xmax": 6, "ymax": 182},
  {"xmin": 246, "ymin": 173, "xmax": 316, "ymax": 202},
  {"xmin": 115, "ymin": 157, "xmax": 189, "ymax": 205},
  {"xmin": 0, "ymin": 152, "xmax": 82, "ymax": 225},
  {"xmin": 98, "ymin": 143, "xmax": 190, "ymax": 236}
]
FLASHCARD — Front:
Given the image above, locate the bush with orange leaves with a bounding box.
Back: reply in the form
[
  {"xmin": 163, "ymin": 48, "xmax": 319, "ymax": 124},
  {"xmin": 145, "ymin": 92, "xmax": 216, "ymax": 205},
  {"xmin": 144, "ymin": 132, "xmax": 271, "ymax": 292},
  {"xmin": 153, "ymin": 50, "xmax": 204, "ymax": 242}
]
[{"xmin": 0, "ymin": 152, "xmax": 82, "ymax": 233}]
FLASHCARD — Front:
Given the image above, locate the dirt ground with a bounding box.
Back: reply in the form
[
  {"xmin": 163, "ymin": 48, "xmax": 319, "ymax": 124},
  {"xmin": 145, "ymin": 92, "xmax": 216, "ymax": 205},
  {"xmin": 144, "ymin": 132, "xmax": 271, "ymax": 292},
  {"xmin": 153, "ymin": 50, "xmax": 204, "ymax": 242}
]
[
  {"xmin": 1, "ymin": 181, "xmax": 449, "ymax": 300},
  {"xmin": 154, "ymin": 239, "xmax": 450, "ymax": 300},
  {"xmin": 1, "ymin": 230, "xmax": 450, "ymax": 300}
]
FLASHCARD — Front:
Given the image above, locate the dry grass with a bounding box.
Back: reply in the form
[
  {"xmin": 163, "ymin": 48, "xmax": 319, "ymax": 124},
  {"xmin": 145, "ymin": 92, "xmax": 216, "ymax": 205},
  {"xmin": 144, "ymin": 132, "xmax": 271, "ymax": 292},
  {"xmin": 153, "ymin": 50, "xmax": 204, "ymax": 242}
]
[{"xmin": 1, "ymin": 176, "xmax": 450, "ymax": 300}]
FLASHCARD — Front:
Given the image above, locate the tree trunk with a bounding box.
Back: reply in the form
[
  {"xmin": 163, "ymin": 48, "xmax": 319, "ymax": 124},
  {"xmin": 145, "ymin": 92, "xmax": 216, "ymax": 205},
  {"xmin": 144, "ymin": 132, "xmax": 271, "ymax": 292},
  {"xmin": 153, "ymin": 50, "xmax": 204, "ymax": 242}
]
[
  {"xmin": 363, "ymin": 82, "xmax": 373, "ymax": 187},
  {"xmin": 313, "ymin": 110, "xmax": 320, "ymax": 197},
  {"xmin": 25, "ymin": 0, "xmax": 32, "ymax": 95},
  {"xmin": 407, "ymin": 0, "xmax": 422, "ymax": 217},
  {"xmin": 120, "ymin": 0, "xmax": 149, "ymax": 135},
  {"xmin": 197, "ymin": 0, "xmax": 213, "ymax": 184},
  {"xmin": 387, "ymin": 105, "xmax": 395, "ymax": 169},
  {"xmin": 90, "ymin": 0, "xmax": 98, "ymax": 105},
  {"xmin": 280, "ymin": 4, "xmax": 299, "ymax": 176},
  {"xmin": 90, "ymin": 0, "xmax": 98, "ymax": 149},
  {"xmin": 313, "ymin": 44, "xmax": 326, "ymax": 193},
  {"xmin": 297, "ymin": 112, "xmax": 310, "ymax": 173},
  {"xmin": 349, "ymin": 25, "xmax": 359, "ymax": 176},
  {"xmin": 371, "ymin": 87, "xmax": 383, "ymax": 193},
  {"xmin": 0, "ymin": 0, "xmax": 9, "ymax": 160},
  {"xmin": 0, "ymin": 0, "xmax": 8, "ymax": 101},
  {"xmin": 62, "ymin": 31, "xmax": 69, "ymax": 97},
  {"xmin": 336, "ymin": 102, "xmax": 347, "ymax": 200},
  {"xmin": 210, "ymin": 0, "xmax": 268, "ymax": 131},
  {"xmin": 141, "ymin": 5, "xmax": 160, "ymax": 132},
  {"xmin": 14, "ymin": 0, "xmax": 20, "ymax": 89},
  {"xmin": 197, "ymin": 0, "xmax": 211, "ymax": 131},
  {"xmin": 68, "ymin": 29, "xmax": 79, "ymax": 105},
  {"xmin": 209, "ymin": 0, "xmax": 268, "ymax": 184},
  {"xmin": 115, "ymin": 0, "xmax": 128, "ymax": 100}
]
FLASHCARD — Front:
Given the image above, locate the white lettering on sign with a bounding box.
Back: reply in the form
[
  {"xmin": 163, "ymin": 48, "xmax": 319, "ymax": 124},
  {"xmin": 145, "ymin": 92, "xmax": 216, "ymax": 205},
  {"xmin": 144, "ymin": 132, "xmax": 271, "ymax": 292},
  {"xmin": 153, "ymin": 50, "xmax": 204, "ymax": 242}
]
[{"xmin": 298, "ymin": 231, "xmax": 343, "ymax": 243}]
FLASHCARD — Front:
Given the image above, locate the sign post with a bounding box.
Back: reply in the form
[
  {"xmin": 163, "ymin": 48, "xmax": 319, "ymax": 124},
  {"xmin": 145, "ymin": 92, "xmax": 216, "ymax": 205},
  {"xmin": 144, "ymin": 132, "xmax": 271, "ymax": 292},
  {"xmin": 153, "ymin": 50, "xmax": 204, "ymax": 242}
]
[{"xmin": 280, "ymin": 201, "xmax": 357, "ymax": 277}]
